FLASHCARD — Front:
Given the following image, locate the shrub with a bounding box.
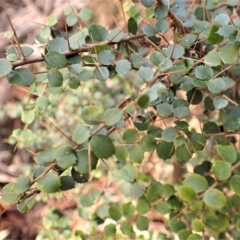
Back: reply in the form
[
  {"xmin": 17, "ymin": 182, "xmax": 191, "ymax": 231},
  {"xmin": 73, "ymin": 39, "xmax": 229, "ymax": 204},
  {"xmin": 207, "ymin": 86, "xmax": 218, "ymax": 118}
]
[{"xmin": 1, "ymin": 0, "xmax": 240, "ymax": 239}]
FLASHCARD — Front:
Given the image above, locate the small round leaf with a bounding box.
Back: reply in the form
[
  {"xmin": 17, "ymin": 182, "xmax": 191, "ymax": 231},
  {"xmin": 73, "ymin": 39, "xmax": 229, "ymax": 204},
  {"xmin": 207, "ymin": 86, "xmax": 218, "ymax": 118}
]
[
  {"xmin": 37, "ymin": 172, "xmax": 61, "ymax": 193},
  {"xmin": 90, "ymin": 135, "xmax": 115, "ymax": 159},
  {"xmin": 203, "ymin": 189, "xmax": 227, "ymax": 209}
]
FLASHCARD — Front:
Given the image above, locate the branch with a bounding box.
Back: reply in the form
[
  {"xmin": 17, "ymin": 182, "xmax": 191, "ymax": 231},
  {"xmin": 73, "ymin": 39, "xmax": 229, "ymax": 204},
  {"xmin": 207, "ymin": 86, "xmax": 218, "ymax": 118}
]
[{"xmin": 12, "ymin": 34, "xmax": 145, "ymax": 68}]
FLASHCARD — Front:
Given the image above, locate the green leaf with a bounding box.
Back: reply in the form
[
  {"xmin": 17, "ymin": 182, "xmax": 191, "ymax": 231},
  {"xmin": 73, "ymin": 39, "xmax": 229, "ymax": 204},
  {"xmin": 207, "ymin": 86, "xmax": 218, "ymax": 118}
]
[
  {"xmin": 4, "ymin": 30, "xmax": 14, "ymax": 39},
  {"xmin": 181, "ymin": 34, "xmax": 197, "ymax": 47},
  {"xmin": 203, "ymin": 121, "xmax": 220, "ymax": 134},
  {"xmin": 162, "ymin": 127, "xmax": 177, "ymax": 142},
  {"xmin": 108, "ymin": 205, "xmax": 121, "ymax": 221},
  {"xmin": 141, "ymin": 0, "xmax": 155, "ymax": 7},
  {"xmin": 146, "ymin": 181, "xmax": 162, "ymax": 203},
  {"xmin": 78, "ymin": 8, "xmax": 92, "ymax": 20},
  {"xmin": 7, "ymin": 54, "xmax": 18, "ymax": 62},
  {"xmin": 122, "ymin": 202, "xmax": 135, "ymax": 217},
  {"xmin": 60, "ymin": 176, "xmax": 75, "ymax": 191},
  {"xmin": 212, "ymin": 160, "xmax": 231, "ymax": 180},
  {"xmin": 203, "ymin": 189, "xmax": 227, "ymax": 209},
  {"xmin": 47, "ymin": 69, "xmax": 63, "ymax": 87},
  {"xmin": 219, "ymin": 44, "xmax": 238, "ymax": 65},
  {"xmin": 183, "ymin": 174, "xmax": 208, "ymax": 193},
  {"xmin": 69, "ymin": 31, "xmax": 86, "ymax": 49},
  {"xmin": 121, "ymin": 164, "xmax": 135, "ymax": 182},
  {"xmin": 138, "ymin": 67, "xmax": 154, "ymax": 81},
  {"xmin": 120, "ymin": 220, "xmax": 134, "ymax": 237},
  {"xmin": 195, "ymin": 65, "xmax": 213, "ymax": 80},
  {"xmin": 116, "ymin": 59, "xmax": 131, "ymax": 75},
  {"xmin": 168, "ymin": 219, "xmax": 186, "ymax": 233},
  {"xmin": 224, "ymin": 116, "xmax": 240, "ymax": 132},
  {"xmin": 81, "ymin": 105, "xmax": 101, "ymax": 125},
  {"xmin": 178, "ymin": 186, "xmax": 196, "ymax": 203},
  {"xmin": 165, "ymin": 44, "xmax": 185, "ymax": 59},
  {"xmin": 1, "ymin": 183, "xmax": 21, "ymax": 204},
  {"xmin": 156, "ymin": 201, "xmax": 171, "ymax": 214},
  {"xmin": 137, "ymin": 94, "xmax": 150, "ymax": 109},
  {"xmin": 213, "ymin": 96, "xmax": 228, "ymax": 109},
  {"xmin": 71, "ymin": 168, "xmax": 89, "ymax": 183},
  {"xmin": 131, "ymin": 53, "xmax": 144, "ymax": 68},
  {"xmin": 187, "ymin": 234, "xmax": 202, "ymax": 240},
  {"xmin": 156, "ymin": 19, "xmax": 169, "ymax": 32},
  {"xmin": 187, "ymin": 89, "xmax": 203, "ymax": 105},
  {"xmin": 72, "ymin": 124, "xmax": 90, "ymax": 144},
  {"xmin": 7, "ymin": 46, "xmax": 34, "ymax": 58},
  {"xmin": 37, "ymin": 172, "xmax": 61, "ymax": 193},
  {"xmin": 104, "ymin": 224, "xmax": 116, "ymax": 237},
  {"xmin": 174, "ymin": 106, "xmax": 190, "ymax": 118},
  {"xmin": 207, "ymin": 78, "xmax": 225, "ymax": 94},
  {"xmin": 207, "ymin": 25, "xmax": 224, "ymax": 44},
  {"xmin": 7, "ymin": 68, "xmax": 35, "ymax": 86},
  {"xmin": 214, "ymin": 13, "xmax": 230, "ymax": 25},
  {"xmin": 47, "ymin": 14, "xmax": 58, "ymax": 26},
  {"xmin": 129, "ymin": 145, "xmax": 144, "ymax": 163},
  {"xmin": 66, "ymin": 15, "xmax": 78, "ymax": 26},
  {"xmin": 45, "ymin": 51, "xmax": 67, "ymax": 68},
  {"xmin": 158, "ymin": 57, "xmax": 173, "ymax": 72},
  {"xmin": 68, "ymin": 64, "xmax": 82, "ymax": 75},
  {"xmin": 34, "ymin": 148, "xmax": 56, "ymax": 165},
  {"xmin": 216, "ymin": 144, "xmax": 237, "ymax": 163},
  {"xmin": 136, "ymin": 197, "xmax": 150, "ymax": 214},
  {"xmin": 75, "ymin": 149, "xmax": 98, "ymax": 173},
  {"xmin": 98, "ymin": 50, "xmax": 115, "ymax": 65},
  {"xmin": 204, "ymin": 50, "xmax": 221, "ymax": 67},
  {"xmin": 149, "ymin": 51, "xmax": 165, "ymax": 66},
  {"xmin": 161, "ymin": 184, "xmax": 175, "ymax": 198},
  {"xmin": 69, "ymin": 76, "xmax": 80, "ymax": 89},
  {"xmin": 14, "ymin": 176, "xmax": 31, "ymax": 193},
  {"xmin": 178, "ymin": 230, "xmax": 191, "ymax": 240},
  {"xmin": 40, "ymin": 26, "xmax": 51, "ymax": 39},
  {"xmin": 89, "ymin": 24, "xmax": 108, "ymax": 42},
  {"xmin": 142, "ymin": 24, "xmax": 156, "ymax": 36},
  {"xmin": 17, "ymin": 200, "xmax": 30, "ymax": 213},
  {"xmin": 136, "ymin": 216, "xmax": 149, "ymax": 231},
  {"xmin": 128, "ymin": 17, "xmax": 138, "ymax": 35},
  {"xmin": 230, "ymin": 175, "xmax": 240, "ymax": 196},
  {"xmin": 102, "ymin": 108, "xmax": 122, "ymax": 126},
  {"xmin": 156, "ymin": 141, "xmax": 174, "ymax": 160},
  {"xmin": 56, "ymin": 146, "xmax": 77, "ymax": 169},
  {"xmin": 36, "ymin": 96, "xmax": 49, "ymax": 111},
  {"xmin": 130, "ymin": 182, "xmax": 144, "ymax": 198},
  {"xmin": 190, "ymin": 200, "xmax": 203, "ymax": 212},
  {"xmin": 107, "ymin": 28, "xmax": 125, "ymax": 43},
  {"xmin": 20, "ymin": 129, "xmax": 33, "ymax": 142},
  {"xmin": 154, "ymin": 5, "xmax": 168, "ymax": 19},
  {"xmin": 217, "ymin": 25, "xmax": 235, "ymax": 37},
  {"xmin": 123, "ymin": 129, "xmax": 138, "ymax": 142},
  {"xmin": 140, "ymin": 134, "xmax": 156, "ymax": 152},
  {"xmin": 157, "ymin": 103, "xmax": 173, "ymax": 117},
  {"xmin": 175, "ymin": 144, "xmax": 192, "ymax": 163},
  {"xmin": 90, "ymin": 135, "xmax": 115, "ymax": 159},
  {"xmin": 190, "ymin": 133, "xmax": 206, "ymax": 151},
  {"xmin": 115, "ymin": 146, "xmax": 128, "ymax": 161},
  {"xmin": 93, "ymin": 67, "xmax": 109, "ymax": 81},
  {"xmin": 21, "ymin": 109, "xmax": 35, "ymax": 124},
  {"xmin": 0, "ymin": 59, "xmax": 12, "ymax": 77}
]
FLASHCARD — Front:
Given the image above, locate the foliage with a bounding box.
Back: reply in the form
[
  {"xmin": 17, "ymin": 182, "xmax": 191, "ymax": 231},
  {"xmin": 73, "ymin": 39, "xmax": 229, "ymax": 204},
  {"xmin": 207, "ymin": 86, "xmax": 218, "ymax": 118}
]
[{"xmin": 1, "ymin": 0, "xmax": 240, "ymax": 239}]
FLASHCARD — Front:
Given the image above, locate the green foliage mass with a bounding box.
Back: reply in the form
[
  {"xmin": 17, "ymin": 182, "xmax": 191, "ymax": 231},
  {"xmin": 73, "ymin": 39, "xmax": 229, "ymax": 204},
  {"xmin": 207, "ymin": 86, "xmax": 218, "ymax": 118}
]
[{"xmin": 2, "ymin": 0, "xmax": 240, "ymax": 239}]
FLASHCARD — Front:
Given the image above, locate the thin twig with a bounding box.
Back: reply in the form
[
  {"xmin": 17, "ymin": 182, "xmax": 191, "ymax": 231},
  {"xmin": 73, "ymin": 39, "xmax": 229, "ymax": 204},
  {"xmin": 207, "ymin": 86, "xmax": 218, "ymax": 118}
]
[
  {"xmin": 12, "ymin": 34, "xmax": 145, "ymax": 68},
  {"xmin": 7, "ymin": 15, "xmax": 25, "ymax": 61}
]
